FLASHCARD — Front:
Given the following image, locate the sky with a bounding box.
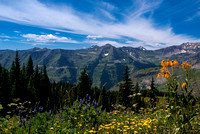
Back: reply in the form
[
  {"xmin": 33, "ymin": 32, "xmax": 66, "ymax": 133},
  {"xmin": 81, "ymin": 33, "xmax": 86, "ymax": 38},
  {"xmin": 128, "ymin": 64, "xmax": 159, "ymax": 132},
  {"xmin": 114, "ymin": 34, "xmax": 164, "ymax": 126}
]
[{"xmin": 0, "ymin": 0, "xmax": 200, "ymax": 50}]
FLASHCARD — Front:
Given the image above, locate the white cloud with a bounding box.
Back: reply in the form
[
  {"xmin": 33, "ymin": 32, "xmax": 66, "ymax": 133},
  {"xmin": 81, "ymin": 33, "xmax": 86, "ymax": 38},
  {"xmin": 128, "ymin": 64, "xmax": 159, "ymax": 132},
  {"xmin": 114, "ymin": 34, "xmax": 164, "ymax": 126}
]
[
  {"xmin": 86, "ymin": 35, "xmax": 103, "ymax": 39},
  {"xmin": 14, "ymin": 31, "xmax": 20, "ymax": 33},
  {"xmin": 22, "ymin": 34, "xmax": 78, "ymax": 43},
  {"xmin": 0, "ymin": 0, "xmax": 199, "ymax": 49}
]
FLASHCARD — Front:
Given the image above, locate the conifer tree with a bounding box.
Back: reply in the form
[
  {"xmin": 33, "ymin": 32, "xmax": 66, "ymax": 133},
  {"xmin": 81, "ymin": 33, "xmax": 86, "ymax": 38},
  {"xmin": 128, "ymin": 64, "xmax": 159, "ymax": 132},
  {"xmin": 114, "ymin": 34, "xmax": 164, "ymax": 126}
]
[
  {"xmin": 132, "ymin": 82, "xmax": 143, "ymax": 112},
  {"xmin": 77, "ymin": 69, "xmax": 92, "ymax": 99},
  {"xmin": 39, "ymin": 65, "xmax": 51, "ymax": 108},
  {"xmin": 10, "ymin": 51, "xmax": 21, "ymax": 98},
  {"xmin": 26, "ymin": 56, "xmax": 34, "ymax": 80},
  {"xmin": 0, "ymin": 64, "xmax": 10, "ymax": 115},
  {"xmin": 118, "ymin": 66, "xmax": 133, "ymax": 107},
  {"xmin": 98, "ymin": 86, "xmax": 107, "ymax": 110},
  {"xmin": 20, "ymin": 64, "xmax": 27, "ymax": 101},
  {"xmin": 147, "ymin": 77, "xmax": 159, "ymax": 108}
]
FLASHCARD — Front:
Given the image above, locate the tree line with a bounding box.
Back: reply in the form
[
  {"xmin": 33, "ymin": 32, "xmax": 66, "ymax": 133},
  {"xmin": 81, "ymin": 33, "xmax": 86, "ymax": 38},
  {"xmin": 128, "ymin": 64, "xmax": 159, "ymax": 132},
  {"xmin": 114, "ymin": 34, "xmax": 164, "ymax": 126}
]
[{"xmin": 0, "ymin": 51, "xmax": 159, "ymax": 116}]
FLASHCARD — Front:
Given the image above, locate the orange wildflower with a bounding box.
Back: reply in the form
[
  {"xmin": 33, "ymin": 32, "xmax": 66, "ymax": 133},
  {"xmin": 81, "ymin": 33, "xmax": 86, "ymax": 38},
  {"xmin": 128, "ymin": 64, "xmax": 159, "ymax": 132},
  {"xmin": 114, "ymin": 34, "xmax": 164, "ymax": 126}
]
[
  {"xmin": 161, "ymin": 60, "xmax": 167, "ymax": 67},
  {"xmin": 173, "ymin": 60, "xmax": 179, "ymax": 66},
  {"xmin": 182, "ymin": 82, "xmax": 187, "ymax": 88},
  {"xmin": 181, "ymin": 62, "xmax": 192, "ymax": 70},
  {"xmin": 163, "ymin": 71, "xmax": 171, "ymax": 78},
  {"xmin": 157, "ymin": 73, "xmax": 163, "ymax": 78}
]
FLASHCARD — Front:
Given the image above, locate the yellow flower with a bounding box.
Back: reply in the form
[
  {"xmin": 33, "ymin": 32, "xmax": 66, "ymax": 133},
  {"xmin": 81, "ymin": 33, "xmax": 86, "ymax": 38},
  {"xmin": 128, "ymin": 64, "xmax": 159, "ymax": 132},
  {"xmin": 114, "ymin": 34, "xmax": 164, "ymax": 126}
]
[
  {"xmin": 134, "ymin": 131, "xmax": 138, "ymax": 134},
  {"xmin": 56, "ymin": 121, "xmax": 59, "ymax": 123},
  {"xmin": 163, "ymin": 71, "xmax": 171, "ymax": 78},
  {"xmin": 50, "ymin": 127, "xmax": 54, "ymax": 130},
  {"xmin": 124, "ymin": 125, "xmax": 129, "ymax": 128},
  {"xmin": 80, "ymin": 115, "xmax": 84, "ymax": 117},
  {"xmin": 105, "ymin": 127, "xmax": 110, "ymax": 130},
  {"xmin": 74, "ymin": 117, "xmax": 77, "ymax": 120},
  {"xmin": 181, "ymin": 62, "xmax": 192, "ymax": 70},
  {"xmin": 139, "ymin": 127, "xmax": 142, "ymax": 130},
  {"xmin": 153, "ymin": 128, "xmax": 157, "ymax": 131},
  {"xmin": 79, "ymin": 124, "xmax": 82, "ymax": 127},
  {"xmin": 148, "ymin": 125, "xmax": 151, "ymax": 128},
  {"xmin": 57, "ymin": 125, "xmax": 60, "ymax": 128},
  {"xmin": 173, "ymin": 60, "xmax": 179, "ymax": 66},
  {"xmin": 88, "ymin": 130, "xmax": 94, "ymax": 133},
  {"xmin": 5, "ymin": 128, "xmax": 8, "ymax": 131},
  {"xmin": 182, "ymin": 82, "xmax": 187, "ymax": 88},
  {"xmin": 161, "ymin": 60, "xmax": 167, "ymax": 67}
]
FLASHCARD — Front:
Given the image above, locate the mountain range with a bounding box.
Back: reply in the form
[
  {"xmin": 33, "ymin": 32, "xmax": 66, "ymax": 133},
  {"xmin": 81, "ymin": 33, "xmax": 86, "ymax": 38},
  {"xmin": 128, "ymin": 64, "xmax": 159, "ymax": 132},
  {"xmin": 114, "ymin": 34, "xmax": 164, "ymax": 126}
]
[{"xmin": 0, "ymin": 42, "xmax": 200, "ymax": 90}]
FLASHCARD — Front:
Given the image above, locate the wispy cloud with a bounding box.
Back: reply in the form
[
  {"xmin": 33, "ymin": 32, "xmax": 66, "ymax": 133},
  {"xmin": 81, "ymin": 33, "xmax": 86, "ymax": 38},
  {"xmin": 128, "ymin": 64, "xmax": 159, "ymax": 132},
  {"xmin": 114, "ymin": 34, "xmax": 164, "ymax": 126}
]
[
  {"xmin": 22, "ymin": 34, "xmax": 78, "ymax": 43},
  {"xmin": 86, "ymin": 35, "xmax": 103, "ymax": 40},
  {"xmin": 0, "ymin": 0, "xmax": 199, "ymax": 49}
]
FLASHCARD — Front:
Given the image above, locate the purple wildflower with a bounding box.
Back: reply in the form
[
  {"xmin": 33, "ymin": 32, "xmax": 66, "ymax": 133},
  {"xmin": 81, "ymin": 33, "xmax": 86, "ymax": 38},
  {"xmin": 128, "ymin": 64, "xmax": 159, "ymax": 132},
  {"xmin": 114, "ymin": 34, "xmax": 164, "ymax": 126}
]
[
  {"xmin": 86, "ymin": 94, "xmax": 88, "ymax": 99},
  {"xmin": 88, "ymin": 105, "xmax": 90, "ymax": 110},
  {"xmin": 19, "ymin": 109, "xmax": 22, "ymax": 116},
  {"xmin": 26, "ymin": 114, "xmax": 29, "ymax": 120},
  {"xmin": 33, "ymin": 108, "xmax": 37, "ymax": 114},
  {"xmin": 61, "ymin": 119, "xmax": 64, "ymax": 123},
  {"xmin": 49, "ymin": 110, "xmax": 52, "ymax": 116},
  {"xmin": 22, "ymin": 118, "xmax": 25, "ymax": 124},
  {"xmin": 84, "ymin": 106, "xmax": 87, "ymax": 112},
  {"xmin": 28, "ymin": 121, "xmax": 31, "ymax": 128},
  {"xmin": 79, "ymin": 104, "xmax": 82, "ymax": 110},
  {"xmin": 19, "ymin": 122, "xmax": 22, "ymax": 127},
  {"xmin": 39, "ymin": 107, "xmax": 43, "ymax": 113}
]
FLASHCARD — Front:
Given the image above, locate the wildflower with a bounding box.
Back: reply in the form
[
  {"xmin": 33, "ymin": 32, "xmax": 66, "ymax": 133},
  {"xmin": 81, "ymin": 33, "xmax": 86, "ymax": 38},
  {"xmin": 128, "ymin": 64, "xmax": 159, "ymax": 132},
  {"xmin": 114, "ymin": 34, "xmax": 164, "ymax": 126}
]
[
  {"xmin": 19, "ymin": 122, "xmax": 22, "ymax": 127},
  {"xmin": 167, "ymin": 60, "xmax": 171, "ymax": 66},
  {"xmin": 109, "ymin": 112, "xmax": 112, "ymax": 116},
  {"xmin": 33, "ymin": 108, "xmax": 37, "ymax": 114},
  {"xmin": 49, "ymin": 110, "xmax": 52, "ymax": 116},
  {"xmin": 163, "ymin": 71, "xmax": 171, "ymax": 78},
  {"xmin": 84, "ymin": 106, "xmax": 87, "ymax": 112},
  {"xmin": 134, "ymin": 131, "xmax": 138, "ymax": 134},
  {"xmin": 182, "ymin": 82, "xmax": 187, "ymax": 88},
  {"xmin": 181, "ymin": 62, "xmax": 192, "ymax": 70},
  {"xmin": 57, "ymin": 125, "xmax": 60, "ymax": 128},
  {"xmin": 28, "ymin": 121, "xmax": 31, "ymax": 129},
  {"xmin": 26, "ymin": 114, "xmax": 29, "ymax": 120},
  {"xmin": 173, "ymin": 60, "xmax": 179, "ymax": 66},
  {"xmin": 19, "ymin": 109, "xmax": 22, "ymax": 116},
  {"xmin": 61, "ymin": 119, "xmax": 64, "ymax": 123},
  {"xmin": 74, "ymin": 117, "xmax": 77, "ymax": 120},
  {"xmin": 5, "ymin": 128, "xmax": 8, "ymax": 131},
  {"xmin": 79, "ymin": 124, "xmax": 82, "ymax": 127},
  {"xmin": 86, "ymin": 94, "xmax": 88, "ymax": 99},
  {"xmin": 79, "ymin": 104, "xmax": 82, "ymax": 110},
  {"xmin": 161, "ymin": 60, "xmax": 167, "ymax": 67},
  {"xmin": 88, "ymin": 130, "xmax": 94, "ymax": 133},
  {"xmin": 105, "ymin": 127, "xmax": 110, "ymax": 130},
  {"xmin": 50, "ymin": 127, "xmax": 54, "ymax": 130},
  {"xmin": 39, "ymin": 107, "xmax": 43, "ymax": 112},
  {"xmin": 80, "ymin": 115, "xmax": 84, "ymax": 117},
  {"xmin": 22, "ymin": 118, "xmax": 25, "ymax": 126}
]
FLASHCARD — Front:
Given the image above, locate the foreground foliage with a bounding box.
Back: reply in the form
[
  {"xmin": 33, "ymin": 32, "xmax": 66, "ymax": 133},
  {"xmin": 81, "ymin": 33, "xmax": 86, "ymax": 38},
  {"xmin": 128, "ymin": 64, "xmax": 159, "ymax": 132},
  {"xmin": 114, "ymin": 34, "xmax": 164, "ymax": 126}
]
[{"xmin": 0, "ymin": 96, "xmax": 199, "ymax": 134}]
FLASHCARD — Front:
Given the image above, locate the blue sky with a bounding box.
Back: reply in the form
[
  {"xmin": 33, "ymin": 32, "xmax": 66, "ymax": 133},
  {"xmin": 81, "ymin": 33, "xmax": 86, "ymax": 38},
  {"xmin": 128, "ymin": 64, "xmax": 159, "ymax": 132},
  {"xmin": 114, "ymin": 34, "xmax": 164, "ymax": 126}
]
[{"xmin": 0, "ymin": 0, "xmax": 200, "ymax": 50}]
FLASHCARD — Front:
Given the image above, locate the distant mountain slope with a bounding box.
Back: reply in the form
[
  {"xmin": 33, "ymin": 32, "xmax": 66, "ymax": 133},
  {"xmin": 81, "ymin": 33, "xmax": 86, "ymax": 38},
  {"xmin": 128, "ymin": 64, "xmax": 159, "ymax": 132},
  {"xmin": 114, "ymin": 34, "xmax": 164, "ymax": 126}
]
[{"xmin": 0, "ymin": 42, "xmax": 200, "ymax": 90}]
